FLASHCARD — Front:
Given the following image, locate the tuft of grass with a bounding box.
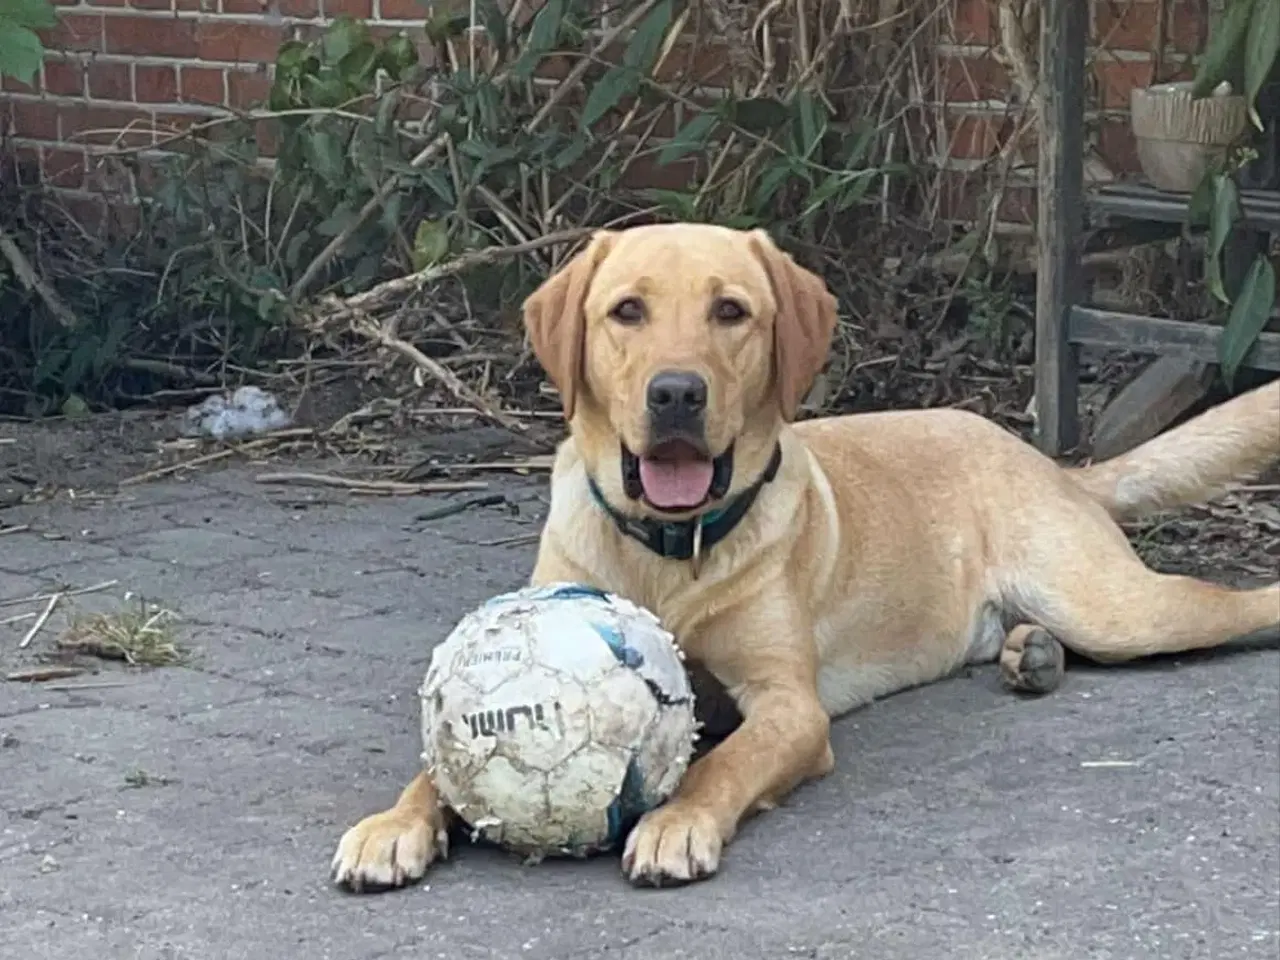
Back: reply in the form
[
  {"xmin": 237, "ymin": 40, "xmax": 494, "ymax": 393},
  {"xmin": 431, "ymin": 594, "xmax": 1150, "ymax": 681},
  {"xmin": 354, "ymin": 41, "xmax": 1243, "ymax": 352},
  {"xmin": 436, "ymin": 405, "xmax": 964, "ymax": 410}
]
[{"xmin": 57, "ymin": 595, "xmax": 183, "ymax": 666}]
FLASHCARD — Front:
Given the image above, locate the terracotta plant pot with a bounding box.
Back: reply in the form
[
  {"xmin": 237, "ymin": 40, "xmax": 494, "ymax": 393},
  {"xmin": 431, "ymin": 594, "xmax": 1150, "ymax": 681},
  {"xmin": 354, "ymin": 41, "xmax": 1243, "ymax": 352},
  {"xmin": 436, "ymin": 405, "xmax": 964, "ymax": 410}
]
[{"xmin": 1129, "ymin": 81, "xmax": 1248, "ymax": 192}]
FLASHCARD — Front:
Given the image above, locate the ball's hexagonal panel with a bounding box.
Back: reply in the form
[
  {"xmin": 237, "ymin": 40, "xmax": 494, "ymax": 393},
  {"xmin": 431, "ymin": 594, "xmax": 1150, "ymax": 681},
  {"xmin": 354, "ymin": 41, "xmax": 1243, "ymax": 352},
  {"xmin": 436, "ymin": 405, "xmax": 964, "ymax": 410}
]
[{"xmin": 541, "ymin": 744, "xmax": 633, "ymax": 854}]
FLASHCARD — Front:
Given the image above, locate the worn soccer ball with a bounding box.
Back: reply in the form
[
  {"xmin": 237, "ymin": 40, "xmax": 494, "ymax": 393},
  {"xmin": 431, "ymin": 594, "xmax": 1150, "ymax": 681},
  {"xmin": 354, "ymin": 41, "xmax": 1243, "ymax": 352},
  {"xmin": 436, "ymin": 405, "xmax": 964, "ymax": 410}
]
[{"xmin": 419, "ymin": 582, "xmax": 697, "ymax": 860}]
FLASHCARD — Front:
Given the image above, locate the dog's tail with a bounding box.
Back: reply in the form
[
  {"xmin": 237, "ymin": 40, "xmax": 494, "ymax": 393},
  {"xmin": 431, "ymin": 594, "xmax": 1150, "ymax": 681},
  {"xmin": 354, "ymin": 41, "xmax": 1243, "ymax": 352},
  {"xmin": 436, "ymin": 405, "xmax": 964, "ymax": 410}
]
[{"xmin": 1071, "ymin": 379, "xmax": 1280, "ymax": 521}]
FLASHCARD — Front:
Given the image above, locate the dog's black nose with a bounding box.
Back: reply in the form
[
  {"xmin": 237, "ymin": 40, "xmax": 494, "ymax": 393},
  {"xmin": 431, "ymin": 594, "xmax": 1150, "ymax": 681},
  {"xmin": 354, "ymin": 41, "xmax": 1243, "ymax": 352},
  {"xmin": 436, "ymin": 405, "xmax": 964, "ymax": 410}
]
[{"xmin": 646, "ymin": 370, "xmax": 707, "ymax": 420}]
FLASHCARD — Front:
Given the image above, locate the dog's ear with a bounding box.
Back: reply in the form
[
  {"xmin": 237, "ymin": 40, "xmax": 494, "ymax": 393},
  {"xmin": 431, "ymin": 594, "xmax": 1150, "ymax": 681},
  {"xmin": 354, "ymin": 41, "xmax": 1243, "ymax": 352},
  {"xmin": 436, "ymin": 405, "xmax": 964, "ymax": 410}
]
[
  {"xmin": 522, "ymin": 230, "xmax": 616, "ymax": 422},
  {"xmin": 749, "ymin": 229, "xmax": 838, "ymax": 421}
]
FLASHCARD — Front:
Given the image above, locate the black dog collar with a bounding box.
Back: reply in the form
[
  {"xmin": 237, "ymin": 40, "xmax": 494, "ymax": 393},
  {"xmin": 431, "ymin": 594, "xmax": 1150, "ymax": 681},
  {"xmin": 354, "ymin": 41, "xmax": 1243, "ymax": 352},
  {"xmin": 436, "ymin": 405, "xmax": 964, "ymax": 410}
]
[{"xmin": 586, "ymin": 444, "xmax": 783, "ymax": 567}]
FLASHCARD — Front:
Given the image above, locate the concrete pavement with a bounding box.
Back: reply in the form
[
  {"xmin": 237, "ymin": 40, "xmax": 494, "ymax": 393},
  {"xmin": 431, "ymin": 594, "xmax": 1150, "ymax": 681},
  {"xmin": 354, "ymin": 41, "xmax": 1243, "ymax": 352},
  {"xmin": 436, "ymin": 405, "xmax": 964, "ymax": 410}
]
[{"xmin": 1, "ymin": 451, "xmax": 1277, "ymax": 960}]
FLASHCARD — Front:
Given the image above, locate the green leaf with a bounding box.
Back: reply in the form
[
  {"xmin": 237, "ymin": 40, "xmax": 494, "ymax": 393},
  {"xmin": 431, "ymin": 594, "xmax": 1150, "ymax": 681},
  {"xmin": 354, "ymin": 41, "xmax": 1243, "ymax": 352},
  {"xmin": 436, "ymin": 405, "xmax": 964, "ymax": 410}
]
[
  {"xmin": 321, "ymin": 17, "xmax": 370, "ymax": 66},
  {"xmin": 1218, "ymin": 254, "xmax": 1276, "ymax": 389},
  {"xmin": 1244, "ymin": 0, "xmax": 1280, "ymax": 128},
  {"xmin": 727, "ymin": 97, "xmax": 790, "ymax": 134},
  {"xmin": 794, "ymin": 91, "xmax": 826, "ymax": 156},
  {"xmin": 1191, "ymin": 0, "xmax": 1254, "ymax": 97},
  {"xmin": 60, "ymin": 393, "xmax": 89, "ymax": 419},
  {"xmin": 1205, "ymin": 173, "xmax": 1240, "ymax": 303},
  {"xmin": 751, "ymin": 159, "xmax": 796, "ymax": 212},
  {"xmin": 315, "ymin": 203, "xmax": 359, "ymax": 237},
  {"xmin": 380, "ymin": 32, "xmax": 418, "ymax": 80},
  {"xmin": 581, "ymin": 65, "xmax": 636, "ymax": 129},
  {"xmin": 303, "ymin": 128, "xmax": 346, "ymax": 185},
  {"xmin": 642, "ymin": 188, "xmax": 699, "ymax": 220},
  {"xmin": 551, "ymin": 135, "xmax": 588, "ymax": 170},
  {"xmin": 623, "ymin": 0, "xmax": 673, "ymax": 73},
  {"xmin": 284, "ymin": 230, "xmax": 312, "ymax": 270},
  {"xmin": 1188, "ymin": 172, "xmax": 1214, "ymax": 226},
  {"xmin": 0, "ymin": 0, "xmax": 57, "ymax": 30},
  {"xmin": 659, "ymin": 111, "xmax": 718, "ymax": 166},
  {"xmin": 0, "ymin": 23, "xmax": 45, "ymax": 86},
  {"xmin": 412, "ymin": 218, "xmax": 450, "ymax": 271},
  {"xmin": 513, "ymin": 0, "xmax": 565, "ymax": 80},
  {"xmin": 424, "ymin": 12, "xmax": 469, "ymax": 45}
]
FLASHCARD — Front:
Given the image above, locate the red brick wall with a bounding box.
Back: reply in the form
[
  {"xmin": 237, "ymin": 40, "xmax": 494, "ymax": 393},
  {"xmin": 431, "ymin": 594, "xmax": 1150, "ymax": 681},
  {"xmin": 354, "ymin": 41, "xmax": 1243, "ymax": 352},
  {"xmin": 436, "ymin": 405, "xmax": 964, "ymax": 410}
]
[
  {"xmin": 936, "ymin": 0, "xmax": 1208, "ymax": 228},
  {"xmin": 1, "ymin": 0, "xmax": 1211, "ymax": 225}
]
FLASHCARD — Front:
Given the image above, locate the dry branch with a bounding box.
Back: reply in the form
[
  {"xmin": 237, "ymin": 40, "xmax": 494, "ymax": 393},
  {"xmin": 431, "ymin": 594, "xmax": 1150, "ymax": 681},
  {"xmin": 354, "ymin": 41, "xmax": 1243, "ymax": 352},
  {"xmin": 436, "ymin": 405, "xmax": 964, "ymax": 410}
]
[{"xmin": 0, "ymin": 227, "xmax": 81, "ymax": 329}]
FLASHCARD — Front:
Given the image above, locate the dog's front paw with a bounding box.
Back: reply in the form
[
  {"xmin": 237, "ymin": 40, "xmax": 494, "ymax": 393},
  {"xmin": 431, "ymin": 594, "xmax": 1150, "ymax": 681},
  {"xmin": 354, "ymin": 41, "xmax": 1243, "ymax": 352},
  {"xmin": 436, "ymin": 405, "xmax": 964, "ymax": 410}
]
[
  {"xmin": 622, "ymin": 802, "xmax": 723, "ymax": 887},
  {"xmin": 331, "ymin": 806, "xmax": 448, "ymax": 893}
]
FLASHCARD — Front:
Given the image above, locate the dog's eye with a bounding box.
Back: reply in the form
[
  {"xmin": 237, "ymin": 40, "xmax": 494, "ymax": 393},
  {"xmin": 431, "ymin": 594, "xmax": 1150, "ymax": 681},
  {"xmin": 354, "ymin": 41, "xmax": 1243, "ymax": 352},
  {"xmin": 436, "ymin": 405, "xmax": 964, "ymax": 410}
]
[
  {"xmin": 712, "ymin": 298, "xmax": 748, "ymax": 324},
  {"xmin": 609, "ymin": 298, "xmax": 645, "ymax": 325}
]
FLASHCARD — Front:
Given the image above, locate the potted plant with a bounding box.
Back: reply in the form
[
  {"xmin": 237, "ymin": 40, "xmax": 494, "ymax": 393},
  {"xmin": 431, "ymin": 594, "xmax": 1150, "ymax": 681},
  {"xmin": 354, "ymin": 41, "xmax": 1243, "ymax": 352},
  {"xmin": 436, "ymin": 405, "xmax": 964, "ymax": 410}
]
[{"xmin": 1184, "ymin": 0, "xmax": 1280, "ymax": 387}]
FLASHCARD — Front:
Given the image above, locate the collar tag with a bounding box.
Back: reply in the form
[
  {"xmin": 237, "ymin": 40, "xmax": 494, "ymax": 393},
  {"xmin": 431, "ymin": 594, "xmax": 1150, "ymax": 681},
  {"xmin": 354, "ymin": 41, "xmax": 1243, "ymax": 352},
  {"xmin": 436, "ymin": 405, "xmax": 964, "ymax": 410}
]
[{"xmin": 690, "ymin": 520, "xmax": 704, "ymax": 579}]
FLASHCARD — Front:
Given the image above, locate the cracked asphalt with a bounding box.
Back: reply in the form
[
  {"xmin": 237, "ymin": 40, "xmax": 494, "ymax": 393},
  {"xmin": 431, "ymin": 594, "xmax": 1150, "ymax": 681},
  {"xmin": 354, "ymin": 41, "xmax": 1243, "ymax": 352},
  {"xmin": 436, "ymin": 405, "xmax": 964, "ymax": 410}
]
[{"xmin": 1, "ymin": 432, "xmax": 1278, "ymax": 960}]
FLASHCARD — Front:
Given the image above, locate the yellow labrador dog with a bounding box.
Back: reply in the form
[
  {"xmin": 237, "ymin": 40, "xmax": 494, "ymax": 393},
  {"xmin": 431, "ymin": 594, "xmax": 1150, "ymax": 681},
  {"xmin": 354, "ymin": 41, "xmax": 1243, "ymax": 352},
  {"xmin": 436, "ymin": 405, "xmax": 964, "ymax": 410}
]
[{"xmin": 332, "ymin": 222, "xmax": 1280, "ymax": 891}]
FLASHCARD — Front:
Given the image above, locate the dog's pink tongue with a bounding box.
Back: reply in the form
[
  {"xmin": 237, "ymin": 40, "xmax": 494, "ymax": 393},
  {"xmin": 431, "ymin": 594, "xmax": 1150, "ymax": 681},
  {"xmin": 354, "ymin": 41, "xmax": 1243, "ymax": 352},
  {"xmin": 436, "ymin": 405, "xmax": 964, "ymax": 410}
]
[{"xmin": 639, "ymin": 457, "xmax": 714, "ymax": 509}]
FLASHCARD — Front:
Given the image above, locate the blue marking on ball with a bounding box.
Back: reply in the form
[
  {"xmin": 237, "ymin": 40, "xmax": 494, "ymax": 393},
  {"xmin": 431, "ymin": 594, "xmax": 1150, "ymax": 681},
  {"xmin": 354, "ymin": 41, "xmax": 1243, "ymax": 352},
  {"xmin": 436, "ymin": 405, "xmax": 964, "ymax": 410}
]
[
  {"xmin": 590, "ymin": 620, "xmax": 646, "ymax": 669},
  {"xmin": 604, "ymin": 756, "xmax": 650, "ymax": 845}
]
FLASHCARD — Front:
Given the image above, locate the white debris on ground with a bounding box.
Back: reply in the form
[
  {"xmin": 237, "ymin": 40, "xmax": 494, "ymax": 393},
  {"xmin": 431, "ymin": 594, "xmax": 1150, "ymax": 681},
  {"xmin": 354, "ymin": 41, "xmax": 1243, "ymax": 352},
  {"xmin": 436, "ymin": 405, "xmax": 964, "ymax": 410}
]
[{"xmin": 181, "ymin": 386, "xmax": 292, "ymax": 440}]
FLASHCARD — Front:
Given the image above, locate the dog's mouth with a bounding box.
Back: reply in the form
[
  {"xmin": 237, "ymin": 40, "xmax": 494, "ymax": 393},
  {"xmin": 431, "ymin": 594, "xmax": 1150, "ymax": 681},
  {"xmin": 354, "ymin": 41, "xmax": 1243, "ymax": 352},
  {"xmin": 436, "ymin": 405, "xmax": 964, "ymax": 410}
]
[{"xmin": 621, "ymin": 440, "xmax": 734, "ymax": 512}]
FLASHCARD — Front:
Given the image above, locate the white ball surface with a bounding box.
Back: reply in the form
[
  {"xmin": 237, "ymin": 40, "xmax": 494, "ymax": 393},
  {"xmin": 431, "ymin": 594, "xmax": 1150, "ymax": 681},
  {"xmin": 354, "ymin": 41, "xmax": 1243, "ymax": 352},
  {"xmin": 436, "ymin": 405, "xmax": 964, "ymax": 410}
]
[{"xmin": 419, "ymin": 582, "xmax": 697, "ymax": 859}]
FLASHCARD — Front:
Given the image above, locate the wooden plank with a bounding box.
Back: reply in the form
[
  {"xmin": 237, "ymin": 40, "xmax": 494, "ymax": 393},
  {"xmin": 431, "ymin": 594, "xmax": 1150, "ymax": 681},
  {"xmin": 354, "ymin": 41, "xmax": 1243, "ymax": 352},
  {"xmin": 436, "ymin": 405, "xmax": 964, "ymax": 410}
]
[
  {"xmin": 1033, "ymin": 0, "xmax": 1087, "ymax": 455},
  {"xmin": 1091, "ymin": 356, "xmax": 1214, "ymax": 460},
  {"xmin": 1069, "ymin": 307, "xmax": 1280, "ymax": 370}
]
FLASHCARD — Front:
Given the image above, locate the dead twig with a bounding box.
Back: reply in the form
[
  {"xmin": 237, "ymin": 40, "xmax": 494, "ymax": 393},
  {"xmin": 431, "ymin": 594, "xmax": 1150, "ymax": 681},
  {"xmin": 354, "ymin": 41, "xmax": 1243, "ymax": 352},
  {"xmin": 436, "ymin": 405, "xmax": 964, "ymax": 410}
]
[
  {"xmin": 0, "ymin": 525, "xmax": 31, "ymax": 536},
  {"xmin": 414, "ymin": 493, "xmax": 508, "ymax": 522},
  {"xmin": 118, "ymin": 429, "xmax": 315, "ymax": 486},
  {"xmin": 6, "ymin": 665, "xmax": 87, "ymax": 683},
  {"xmin": 321, "ymin": 227, "xmax": 594, "ymax": 321},
  {"xmin": 0, "ymin": 580, "xmax": 119, "ymax": 609},
  {"xmin": 254, "ymin": 471, "xmax": 487, "ymax": 495},
  {"xmin": 19, "ymin": 591, "xmax": 61, "ymax": 649},
  {"xmin": 350, "ymin": 312, "xmax": 525, "ymax": 433},
  {"xmin": 0, "ymin": 226, "xmax": 82, "ymax": 329}
]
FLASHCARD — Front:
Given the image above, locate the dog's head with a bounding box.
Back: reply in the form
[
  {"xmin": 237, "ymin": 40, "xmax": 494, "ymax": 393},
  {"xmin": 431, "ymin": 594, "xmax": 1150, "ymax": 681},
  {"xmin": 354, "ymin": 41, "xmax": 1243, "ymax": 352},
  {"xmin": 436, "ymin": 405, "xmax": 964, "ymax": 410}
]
[{"xmin": 522, "ymin": 223, "xmax": 837, "ymax": 519}]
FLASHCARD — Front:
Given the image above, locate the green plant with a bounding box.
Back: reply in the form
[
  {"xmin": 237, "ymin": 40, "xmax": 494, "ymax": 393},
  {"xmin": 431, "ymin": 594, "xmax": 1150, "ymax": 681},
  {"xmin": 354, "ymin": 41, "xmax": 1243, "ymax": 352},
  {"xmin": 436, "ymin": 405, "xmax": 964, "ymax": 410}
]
[
  {"xmin": 4, "ymin": 0, "xmax": 933, "ymax": 417},
  {"xmin": 1189, "ymin": 0, "xmax": 1279, "ymax": 389},
  {"xmin": 0, "ymin": 0, "xmax": 56, "ymax": 87}
]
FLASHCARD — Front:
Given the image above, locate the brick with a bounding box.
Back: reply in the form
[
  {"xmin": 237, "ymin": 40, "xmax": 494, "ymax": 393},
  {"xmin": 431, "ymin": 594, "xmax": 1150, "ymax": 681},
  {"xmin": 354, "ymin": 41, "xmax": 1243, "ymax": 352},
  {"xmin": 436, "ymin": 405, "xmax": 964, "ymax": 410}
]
[
  {"xmin": 129, "ymin": 0, "xmax": 174, "ymax": 8},
  {"xmin": 9, "ymin": 146, "xmax": 42, "ymax": 186},
  {"xmin": 88, "ymin": 61, "xmax": 132, "ymax": 100},
  {"xmin": 60, "ymin": 103, "xmax": 157, "ymax": 147},
  {"xmin": 1, "ymin": 71, "xmax": 39, "ymax": 94},
  {"xmin": 945, "ymin": 111, "xmax": 1002, "ymax": 160},
  {"xmin": 950, "ymin": 0, "xmax": 993, "ymax": 44},
  {"xmin": 88, "ymin": 0, "xmax": 128, "ymax": 6},
  {"xmin": 325, "ymin": 0, "xmax": 372, "ymax": 16},
  {"xmin": 939, "ymin": 52, "xmax": 1009, "ymax": 103},
  {"xmin": 43, "ymin": 147, "xmax": 87, "ymax": 188},
  {"xmin": 1093, "ymin": 57, "xmax": 1154, "ymax": 110},
  {"xmin": 939, "ymin": 168, "xmax": 1036, "ymax": 225},
  {"xmin": 279, "ymin": 0, "xmax": 319, "ymax": 16},
  {"xmin": 1095, "ymin": 0, "xmax": 1206, "ymax": 55},
  {"xmin": 617, "ymin": 153, "xmax": 701, "ymax": 191},
  {"xmin": 44, "ymin": 60, "xmax": 86, "ymax": 97},
  {"xmin": 55, "ymin": 194, "xmax": 108, "ymax": 234},
  {"xmin": 6, "ymin": 100, "xmax": 60, "ymax": 139},
  {"xmin": 105, "ymin": 15, "xmax": 198, "ymax": 56},
  {"xmin": 196, "ymin": 21, "xmax": 284, "ymax": 64},
  {"xmin": 378, "ymin": 0, "xmax": 423, "ymax": 19},
  {"xmin": 136, "ymin": 65, "xmax": 178, "ymax": 102},
  {"xmin": 1097, "ymin": 116, "xmax": 1142, "ymax": 174},
  {"xmin": 223, "ymin": 0, "xmax": 269, "ymax": 11},
  {"xmin": 180, "ymin": 66, "xmax": 225, "ymax": 104},
  {"xmin": 227, "ymin": 68, "xmax": 271, "ymax": 108},
  {"xmin": 40, "ymin": 14, "xmax": 104, "ymax": 53}
]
